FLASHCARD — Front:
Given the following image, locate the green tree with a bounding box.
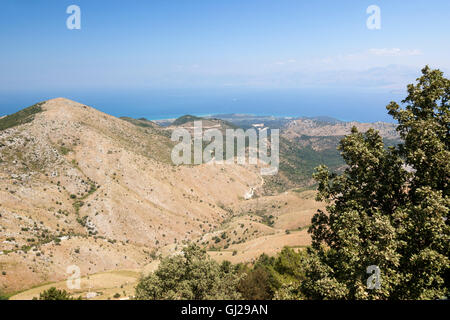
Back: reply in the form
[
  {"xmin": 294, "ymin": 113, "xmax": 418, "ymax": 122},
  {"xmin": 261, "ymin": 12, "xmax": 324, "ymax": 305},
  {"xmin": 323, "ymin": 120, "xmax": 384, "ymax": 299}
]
[
  {"xmin": 135, "ymin": 244, "xmax": 242, "ymax": 300},
  {"xmin": 237, "ymin": 248, "xmax": 309, "ymax": 300},
  {"xmin": 302, "ymin": 66, "xmax": 449, "ymax": 300},
  {"xmin": 34, "ymin": 287, "xmax": 81, "ymax": 300},
  {"xmin": 237, "ymin": 262, "xmax": 276, "ymax": 300},
  {"xmin": 273, "ymin": 247, "xmax": 308, "ymax": 285}
]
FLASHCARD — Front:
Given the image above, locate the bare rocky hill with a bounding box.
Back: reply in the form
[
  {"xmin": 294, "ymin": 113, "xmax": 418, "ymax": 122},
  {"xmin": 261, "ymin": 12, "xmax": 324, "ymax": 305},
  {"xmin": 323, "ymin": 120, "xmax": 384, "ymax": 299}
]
[{"xmin": 0, "ymin": 98, "xmax": 261, "ymax": 293}]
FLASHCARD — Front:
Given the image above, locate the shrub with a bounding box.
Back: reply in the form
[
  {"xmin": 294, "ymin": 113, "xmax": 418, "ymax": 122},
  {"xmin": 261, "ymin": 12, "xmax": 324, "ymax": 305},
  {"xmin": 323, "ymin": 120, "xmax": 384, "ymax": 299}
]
[
  {"xmin": 33, "ymin": 287, "xmax": 81, "ymax": 300},
  {"xmin": 0, "ymin": 291, "xmax": 8, "ymax": 300},
  {"xmin": 237, "ymin": 265, "xmax": 274, "ymax": 300},
  {"xmin": 135, "ymin": 244, "xmax": 242, "ymax": 300}
]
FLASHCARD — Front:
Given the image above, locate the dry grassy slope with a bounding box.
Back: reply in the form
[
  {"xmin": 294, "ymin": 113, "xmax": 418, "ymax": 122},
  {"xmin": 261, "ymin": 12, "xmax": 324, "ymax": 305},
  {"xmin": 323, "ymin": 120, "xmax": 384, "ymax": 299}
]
[
  {"xmin": 9, "ymin": 268, "xmax": 141, "ymax": 300},
  {"xmin": 196, "ymin": 190, "xmax": 325, "ymax": 264},
  {"xmin": 0, "ymin": 98, "xmax": 261, "ymax": 293}
]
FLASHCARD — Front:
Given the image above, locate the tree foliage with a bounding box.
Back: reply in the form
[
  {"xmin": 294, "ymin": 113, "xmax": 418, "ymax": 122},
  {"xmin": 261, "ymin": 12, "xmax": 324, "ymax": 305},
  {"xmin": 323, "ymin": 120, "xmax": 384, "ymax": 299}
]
[
  {"xmin": 34, "ymin": 287, "xmax": 80, "ymax": 300},
  {"xmin": 302, "ymin": 66, "xmax": 449, "ymax": 299},
  {"xmin": 237, "ymin": 248, "xmax": 309, "ymax": 300},
  {"xmin": 135, "ymin": 244, "xmax": 242, "ymax": 300}
]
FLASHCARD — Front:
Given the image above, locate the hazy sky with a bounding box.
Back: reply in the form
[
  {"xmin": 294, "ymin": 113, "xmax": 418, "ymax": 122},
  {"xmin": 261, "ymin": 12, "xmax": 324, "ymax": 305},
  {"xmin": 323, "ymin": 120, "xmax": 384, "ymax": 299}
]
[{"xmin": 0, "ymin": 0, "xmax": 449, "ymax": 119}]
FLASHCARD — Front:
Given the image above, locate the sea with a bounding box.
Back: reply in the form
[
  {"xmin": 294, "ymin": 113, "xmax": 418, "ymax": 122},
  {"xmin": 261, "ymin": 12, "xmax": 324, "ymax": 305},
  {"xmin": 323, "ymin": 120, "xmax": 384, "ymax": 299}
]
[{"xmin": 0, "ymin": 87, "xmax": 405, "ymax": 123}]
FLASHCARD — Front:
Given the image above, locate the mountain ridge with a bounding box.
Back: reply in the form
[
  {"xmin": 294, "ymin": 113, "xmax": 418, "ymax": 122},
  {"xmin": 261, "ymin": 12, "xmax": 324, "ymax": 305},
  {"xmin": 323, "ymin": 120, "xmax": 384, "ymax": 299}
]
[{"xmin": 0, "ymin": 98, "xmax": 262, "ymax": 293}]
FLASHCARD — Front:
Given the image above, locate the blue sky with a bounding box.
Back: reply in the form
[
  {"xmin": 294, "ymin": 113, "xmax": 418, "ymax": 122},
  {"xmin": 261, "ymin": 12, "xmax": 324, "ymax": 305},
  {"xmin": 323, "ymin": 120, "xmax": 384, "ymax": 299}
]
[{"xmin": 0, "ymin": 0, "xmax": 449, "ymax": 121}]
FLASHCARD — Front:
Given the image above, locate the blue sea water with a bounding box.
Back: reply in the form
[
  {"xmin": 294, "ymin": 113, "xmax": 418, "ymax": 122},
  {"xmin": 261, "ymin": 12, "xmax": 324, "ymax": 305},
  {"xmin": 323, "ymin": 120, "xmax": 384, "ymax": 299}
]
[{"xmin": 0, "ymin": 87, "xmax": 404, "ymax": 123}]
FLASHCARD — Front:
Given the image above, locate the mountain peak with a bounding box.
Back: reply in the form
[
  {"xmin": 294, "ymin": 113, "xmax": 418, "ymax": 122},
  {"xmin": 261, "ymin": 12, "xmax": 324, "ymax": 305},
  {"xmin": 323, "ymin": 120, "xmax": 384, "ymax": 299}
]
[
  {"xmin": 42, "ymin": 97, "xmax": 87, "ymax": 110},
  {"xmin": 46, "ymin": 97, "xmax": 77, "ymax": 104}
]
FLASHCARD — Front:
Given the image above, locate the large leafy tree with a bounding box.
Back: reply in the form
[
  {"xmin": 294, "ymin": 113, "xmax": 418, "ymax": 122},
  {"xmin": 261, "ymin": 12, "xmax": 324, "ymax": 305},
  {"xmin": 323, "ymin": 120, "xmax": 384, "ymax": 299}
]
[{"xmin": 303, "ymin": 66, "xmax": 449, "ymax": 299}]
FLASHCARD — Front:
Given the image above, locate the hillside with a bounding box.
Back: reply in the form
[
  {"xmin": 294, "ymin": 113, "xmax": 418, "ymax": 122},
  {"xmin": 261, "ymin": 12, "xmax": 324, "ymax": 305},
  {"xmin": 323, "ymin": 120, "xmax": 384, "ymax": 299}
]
[
  {"xmin": 168, "ymin": 115, "xmax": 238, "ymax": 134},
  {"xmin": 210, "ymin": 114, "xmax": 401, "ymax": 193},
  {"xmin": 0, "ymin": 98, "xmax": 263, "ymax": 294},
  {"xmin": 172, "ymin": 115, "xmax": 204, "ymax": 126},
  {"xmin": 283, "ymin": 118, "xmax": 399, "ymax": 139}
]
